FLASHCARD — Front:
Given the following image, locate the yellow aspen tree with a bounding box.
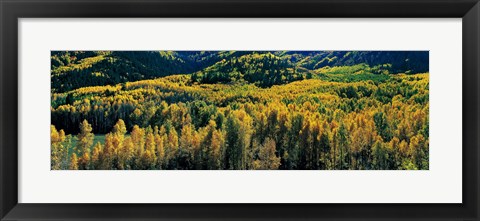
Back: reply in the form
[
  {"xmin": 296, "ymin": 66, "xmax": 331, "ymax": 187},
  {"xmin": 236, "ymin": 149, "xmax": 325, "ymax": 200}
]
[
  {"xmin": 100, "ymin": 133, "xmax": 115, "ymax": 169},
  {"xmin": 51, "ymin": 125, "xmax": 70, "ymax": 170},
  {"xmin": 254, "ymin": 138, "xmax": 280, "ymax": 170},
  {"xmin": 51, "ymin": 125, "xmax": 61, "ymax": 143},
  {"xmin": 154, "ymin": 133, "xmax": 165, "ymax": 169},
  {"xmin": 110, "ymin": 120, "xmax": 128, "ymax": 169},
  {"xmin": 210, "ymin": 129, "xmax": 224, "ymax": 169},
  {"xmin": 165, "ymin": 128, "xmax": 179, "ymax": 168},
  {"xmin": 76, "ymin": 119, "xmax": 94, "ymax": 169},
  {"xmin": 180, "ymin": 124, "xmax": 194, "ymax": 152},
  {"xmin": 51, "ymin": 125, "xmax": 63, "ymax": 170},
  {"xmin": 69, "ymin": 153, "xmax": 79, "ymax": 170},
  {"xmin": 77, "ymin": 119, "xmax": 94, "ymax": 153},
  {"xmin": 91, "ymin": 142, "xmax": 103, "ymax": 169},
  {"xmin": 409, "ymin": 134, "xmax": 427, "ymax": 169},
  {"xmin": 398, "ymin": 139, "xmax": 410, "ymax": 157},
  {"xmin": 131, "ymin": 125, "xmax": 146, "ymax": 169},
  {"xmin": 112, "ymin": 119, "xmax": 127, "ymax": 136},
  {"xmin": 143, "ymin": 131, "xmax": 157, "ymax": 169},
  {"xmin": 131, "ymin": 125, "xmax": 145, "ymax": 157},
  {"xmin": 234, "ymin": 110, "xmax": 253, "ymax": 169},
  {"xmin": 79, "ymin": 152, "xmax": 91, "ymax": 169},
  {"xmin": 120, "ymin": 137, "xmax": 135, "ymax": 169}
]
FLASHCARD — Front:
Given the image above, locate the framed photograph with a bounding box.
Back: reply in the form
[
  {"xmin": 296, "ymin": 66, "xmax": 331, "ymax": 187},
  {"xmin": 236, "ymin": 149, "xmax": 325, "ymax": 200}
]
[{"xmin": 1, "ymin": 0, "xmax": 479, "ymax": 220}]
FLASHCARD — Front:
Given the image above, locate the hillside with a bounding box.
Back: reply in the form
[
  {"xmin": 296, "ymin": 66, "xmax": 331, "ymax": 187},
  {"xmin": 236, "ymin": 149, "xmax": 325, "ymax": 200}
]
[
  {"xmin": 50, "ymin": 50, "xmax": 429, "ymax": 170},
  {"xmin": 279, "ymin": 51, "xmax": 429, "ymax": 73},
  {"xmin": 51, "ymin": 51, "xmax": 428, "ymax": 92},
  {"xmin": 51, "ymin": 51, "xmax": 227, "ymax": 92}
]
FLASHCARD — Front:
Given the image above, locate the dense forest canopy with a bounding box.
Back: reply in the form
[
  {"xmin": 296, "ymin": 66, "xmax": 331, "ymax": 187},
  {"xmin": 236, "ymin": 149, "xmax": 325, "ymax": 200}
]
[
  {"xmin": 51, "ymin": 51, "xmax": 429, "ymax": 170},
  {"xmin": 51, "ymin": 51, "xmax": 428, "ymax": 92}
]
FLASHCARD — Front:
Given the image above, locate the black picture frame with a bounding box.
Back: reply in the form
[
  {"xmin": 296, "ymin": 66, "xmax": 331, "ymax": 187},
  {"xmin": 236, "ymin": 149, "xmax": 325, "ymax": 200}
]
[{"xmin": 1, "ymin": 0, "xmax": 479, "ymax": 220}]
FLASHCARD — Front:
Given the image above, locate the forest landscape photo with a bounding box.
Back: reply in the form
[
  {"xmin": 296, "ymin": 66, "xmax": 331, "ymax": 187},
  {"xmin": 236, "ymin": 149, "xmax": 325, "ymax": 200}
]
[{"xmin": 50, "ymin": 51, "xmax": 429, "ymax": 170}]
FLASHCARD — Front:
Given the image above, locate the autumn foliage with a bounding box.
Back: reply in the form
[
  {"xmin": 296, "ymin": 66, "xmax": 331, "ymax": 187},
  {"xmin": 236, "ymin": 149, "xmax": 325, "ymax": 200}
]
[{"xmin": 51, "ymin": 51, "xmax": 429, "ymax": 170}]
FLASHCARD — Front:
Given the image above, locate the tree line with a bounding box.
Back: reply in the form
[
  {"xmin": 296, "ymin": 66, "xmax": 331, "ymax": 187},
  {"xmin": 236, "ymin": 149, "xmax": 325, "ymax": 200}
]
[
  {"xmin": 51, "ymin": 51, "xmax": 429, "ymax": 93},
  {"xmin": 51, "ymin": 73, "xmax": 429, "ymax": 170}
]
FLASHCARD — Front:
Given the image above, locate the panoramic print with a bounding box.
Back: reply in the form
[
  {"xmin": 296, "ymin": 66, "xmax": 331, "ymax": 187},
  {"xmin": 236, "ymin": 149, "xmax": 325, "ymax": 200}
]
[{"xmin": 50, "ymin": 51, "xmax": 429, "ymax": 170}]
